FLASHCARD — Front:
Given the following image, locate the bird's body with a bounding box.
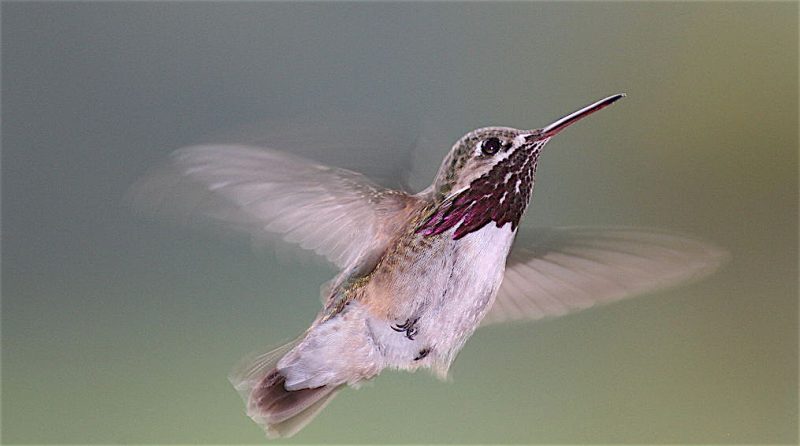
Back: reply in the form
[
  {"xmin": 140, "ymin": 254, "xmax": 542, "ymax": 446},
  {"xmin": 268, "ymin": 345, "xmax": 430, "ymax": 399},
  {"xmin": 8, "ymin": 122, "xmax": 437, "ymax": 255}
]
[
  {"xmin": 291, "ymin": 208, "xmax": 515, "ymax": 384},
  {"xmin": 236, "ymin": 183, "xmax": 522, "ymax": 437},
  {"xmin": 132, "ymin": 94, "xmax": 727, "ymax": 438}
]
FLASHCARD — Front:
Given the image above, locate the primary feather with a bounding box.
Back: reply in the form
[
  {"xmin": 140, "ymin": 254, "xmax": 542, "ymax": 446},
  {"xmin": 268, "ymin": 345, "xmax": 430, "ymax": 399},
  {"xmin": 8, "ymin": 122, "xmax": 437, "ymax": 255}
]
[{"xmin": 483, "ymin": 227, "xmax": 729, "ymax": 325}]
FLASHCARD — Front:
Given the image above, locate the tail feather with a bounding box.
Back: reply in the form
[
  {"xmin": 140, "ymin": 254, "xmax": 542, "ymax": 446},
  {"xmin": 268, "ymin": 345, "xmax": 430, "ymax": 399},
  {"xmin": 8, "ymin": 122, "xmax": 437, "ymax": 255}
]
[
  {"xmin": 266, "ymin": 385, "xmax": 340, "ymax": 438},
  {"xmin": 229, "ymin": 340, "xmax": 341, "ymax": 438},
  {"xmin": 250, "ymin": 373, "xmax": 342, "ymax": 438},
  {"xmin": 249, "ymin": 369, "xmax": 338, "ymax": 425}
]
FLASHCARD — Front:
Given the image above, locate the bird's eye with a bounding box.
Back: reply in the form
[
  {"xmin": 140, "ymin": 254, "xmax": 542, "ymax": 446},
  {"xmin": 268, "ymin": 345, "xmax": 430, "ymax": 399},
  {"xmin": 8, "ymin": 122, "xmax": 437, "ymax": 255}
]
[{"xmin": 481, "ymin": 137, "xmax": 503, "ymax": 156}]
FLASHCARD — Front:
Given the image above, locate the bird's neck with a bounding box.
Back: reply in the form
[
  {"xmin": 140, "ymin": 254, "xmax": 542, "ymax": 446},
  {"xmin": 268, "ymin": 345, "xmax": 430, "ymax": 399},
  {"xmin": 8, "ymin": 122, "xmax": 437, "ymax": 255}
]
[{"xmin": 417, "ymin": 149, "xmax": 538, "ymax": 240}]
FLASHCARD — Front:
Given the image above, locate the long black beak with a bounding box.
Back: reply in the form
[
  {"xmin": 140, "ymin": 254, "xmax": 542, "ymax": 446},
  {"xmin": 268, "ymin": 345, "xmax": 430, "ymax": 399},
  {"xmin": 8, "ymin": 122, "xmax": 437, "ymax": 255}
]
[{"xmin": 528, "ymin": 93, "xmax": 625, "ymax": 140}]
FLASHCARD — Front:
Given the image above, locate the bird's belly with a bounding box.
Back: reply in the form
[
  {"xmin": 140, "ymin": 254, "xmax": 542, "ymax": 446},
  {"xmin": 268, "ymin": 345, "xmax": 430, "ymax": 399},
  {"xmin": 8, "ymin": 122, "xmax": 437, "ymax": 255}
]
[{"xmin": 365, "ymin": 223, "xmax": 516, "ymax": 375}]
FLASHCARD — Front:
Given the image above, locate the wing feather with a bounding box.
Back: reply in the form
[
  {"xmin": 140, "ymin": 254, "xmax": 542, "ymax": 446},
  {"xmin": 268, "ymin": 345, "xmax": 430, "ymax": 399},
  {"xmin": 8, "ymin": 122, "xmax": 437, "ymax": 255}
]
[
  {"xmin": 482, "ymin": 227, "xmax": 728, "ymax": 326},
  {"xmin": 131, "ymin": 144, "xmax": 419, "ymax": 269}
]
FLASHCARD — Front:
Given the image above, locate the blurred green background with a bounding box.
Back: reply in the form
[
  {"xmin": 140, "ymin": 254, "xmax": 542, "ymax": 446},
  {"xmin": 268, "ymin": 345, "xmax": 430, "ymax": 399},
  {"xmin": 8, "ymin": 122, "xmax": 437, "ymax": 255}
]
[{"xmin": 2, "ymin": 2, "xmax": 796, "ymax": 444}]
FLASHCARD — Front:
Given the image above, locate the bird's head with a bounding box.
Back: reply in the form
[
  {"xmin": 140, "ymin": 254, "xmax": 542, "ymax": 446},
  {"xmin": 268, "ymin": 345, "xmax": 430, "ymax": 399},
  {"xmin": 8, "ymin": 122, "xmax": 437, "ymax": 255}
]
[{"xmin": 419, "ymin": 93, "xmax": 625, "ymax": 239}]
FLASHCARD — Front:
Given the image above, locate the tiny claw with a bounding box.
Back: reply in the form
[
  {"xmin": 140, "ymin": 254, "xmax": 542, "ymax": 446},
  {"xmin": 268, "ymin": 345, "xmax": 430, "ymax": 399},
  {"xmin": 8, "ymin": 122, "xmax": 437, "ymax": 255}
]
[{"xmin": 391, "ymin": 318, "xmax": 419, "ymax": 340}]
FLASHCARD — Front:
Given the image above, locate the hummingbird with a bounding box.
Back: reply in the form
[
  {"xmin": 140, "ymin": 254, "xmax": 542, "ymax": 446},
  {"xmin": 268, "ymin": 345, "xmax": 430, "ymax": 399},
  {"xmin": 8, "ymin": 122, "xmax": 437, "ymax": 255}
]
[{"xmin": 133, "ymin": 94, "xmax": 726, "ymax": 438}]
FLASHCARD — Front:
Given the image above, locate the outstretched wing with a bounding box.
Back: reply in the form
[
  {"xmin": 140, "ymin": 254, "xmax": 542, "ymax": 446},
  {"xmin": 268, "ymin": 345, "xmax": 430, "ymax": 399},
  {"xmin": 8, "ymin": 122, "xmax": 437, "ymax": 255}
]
[
  {"xmin": 131, "ymin": 144, "xmax": 418, "ymax": 269},
  {"xmin": 482, "ymin": 227, "xmax": 728, "ymax": 326}
]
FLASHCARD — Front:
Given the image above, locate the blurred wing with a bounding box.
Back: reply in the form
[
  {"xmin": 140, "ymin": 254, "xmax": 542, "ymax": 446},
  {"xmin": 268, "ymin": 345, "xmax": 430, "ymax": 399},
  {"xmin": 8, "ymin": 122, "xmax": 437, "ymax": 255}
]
[
  {"xmin": 482, "ymin": 227, "xmax": 728, "ymax": 326},
  {"xmin": 132, "ymin": 144, "xmax": 418, "ymax": 269}
]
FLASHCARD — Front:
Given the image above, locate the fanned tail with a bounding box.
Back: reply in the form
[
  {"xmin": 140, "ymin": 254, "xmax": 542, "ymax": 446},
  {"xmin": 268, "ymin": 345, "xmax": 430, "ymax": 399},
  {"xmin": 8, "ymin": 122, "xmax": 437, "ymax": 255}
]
[{"xmin": 229, "ymin": 340, "xmax": 342, "ymax": 438}]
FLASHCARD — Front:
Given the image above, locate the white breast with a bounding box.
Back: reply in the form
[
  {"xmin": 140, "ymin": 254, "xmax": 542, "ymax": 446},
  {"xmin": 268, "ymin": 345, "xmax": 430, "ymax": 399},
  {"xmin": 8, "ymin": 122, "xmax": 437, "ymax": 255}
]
[{"xmin": 370, "ymin": 223, "xmax": 517, "ymax": 377}]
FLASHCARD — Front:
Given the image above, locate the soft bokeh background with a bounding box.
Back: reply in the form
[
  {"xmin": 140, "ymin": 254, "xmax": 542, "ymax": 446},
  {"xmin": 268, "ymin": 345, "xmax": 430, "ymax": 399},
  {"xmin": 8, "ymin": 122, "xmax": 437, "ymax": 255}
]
[{"xmin": 2, "ymin": 2, "xmax": 797, "ymax": 444}]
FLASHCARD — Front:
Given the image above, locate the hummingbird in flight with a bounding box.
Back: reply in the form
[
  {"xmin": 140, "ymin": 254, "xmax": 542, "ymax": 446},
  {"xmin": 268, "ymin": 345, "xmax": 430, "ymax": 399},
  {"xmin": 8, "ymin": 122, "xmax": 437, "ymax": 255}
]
[{"xmin": 133, "ymin": 94, "xmax": 726, "ymax": 438}]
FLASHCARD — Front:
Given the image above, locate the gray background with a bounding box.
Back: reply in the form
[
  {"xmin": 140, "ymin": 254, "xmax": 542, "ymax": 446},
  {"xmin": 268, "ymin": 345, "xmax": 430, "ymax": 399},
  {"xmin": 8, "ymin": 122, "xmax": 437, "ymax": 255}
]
[{"xmin": 2, "ymin": 2, "xmax": 797, "ymax": 444}]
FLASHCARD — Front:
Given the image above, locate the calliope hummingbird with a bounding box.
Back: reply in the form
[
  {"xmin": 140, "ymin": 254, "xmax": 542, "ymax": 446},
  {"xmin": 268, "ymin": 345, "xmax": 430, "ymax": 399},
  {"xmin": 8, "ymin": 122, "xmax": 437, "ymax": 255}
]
[{"xmin": 133, "ymin": 94, "xmax": 726, "ymax": 438}]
